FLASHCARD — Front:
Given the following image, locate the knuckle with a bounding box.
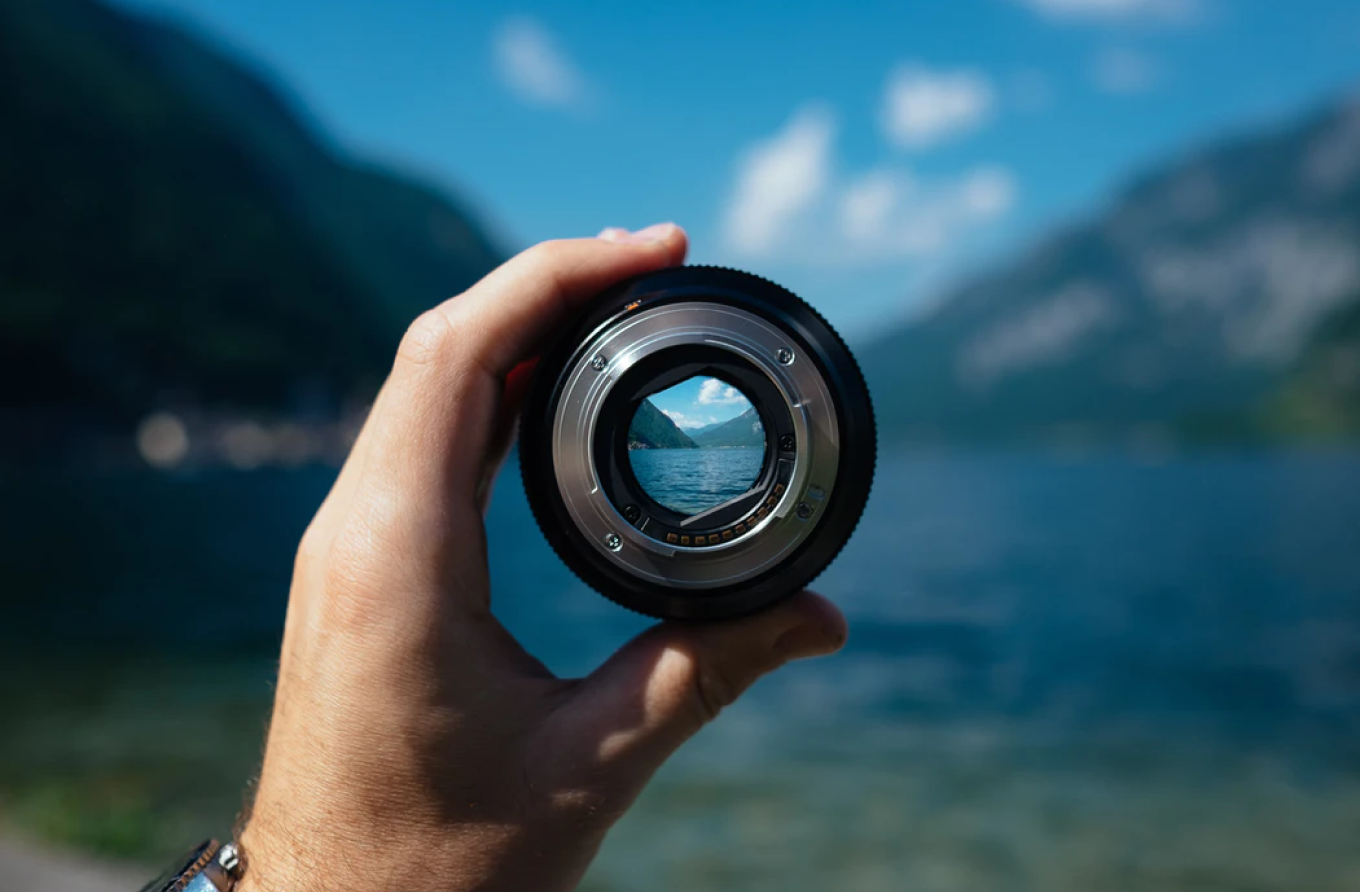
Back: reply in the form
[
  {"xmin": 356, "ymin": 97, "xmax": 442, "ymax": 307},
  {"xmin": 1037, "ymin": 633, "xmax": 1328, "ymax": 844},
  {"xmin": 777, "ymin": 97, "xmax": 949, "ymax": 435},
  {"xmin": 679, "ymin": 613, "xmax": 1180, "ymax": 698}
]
[
  {"xmin": 522, "ymin": 238, "xmax": 573, "ymax": 270},
  {"xmin": 311, "ymin": 515, "xmax": 388, "ymax": 630},
  {"xmin": 325, "ymin": 511, "xmax": 371, "ymax": 572},
  {"xmin": 519, "ymin": 241, "xmax": 575, "ymax": 290},
  {"xmin": 397, "ymin": 309, "xmax": 456, "ymax": 367},
  {"xmin": 691, "ymin": 658, "xmax": 743, "ymax": 724},
  {"xmin": 294, "ymin": 520, "xmax": 329, "ymax": 575}
]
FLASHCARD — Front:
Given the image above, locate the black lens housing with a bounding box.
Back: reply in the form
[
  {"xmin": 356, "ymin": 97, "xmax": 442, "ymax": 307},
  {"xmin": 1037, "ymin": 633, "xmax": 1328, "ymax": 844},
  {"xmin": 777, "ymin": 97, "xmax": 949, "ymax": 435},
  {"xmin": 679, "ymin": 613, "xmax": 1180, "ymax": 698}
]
[{"xmin": 519, "ymin": 266, "xmax": 875, "ymax": 620}]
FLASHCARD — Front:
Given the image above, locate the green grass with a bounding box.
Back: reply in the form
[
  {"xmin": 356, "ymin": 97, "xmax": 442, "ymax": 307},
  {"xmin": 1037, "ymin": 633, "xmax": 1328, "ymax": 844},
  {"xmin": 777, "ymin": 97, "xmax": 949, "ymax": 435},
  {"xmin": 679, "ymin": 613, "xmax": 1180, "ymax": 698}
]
[
  {"xmin": 6, "ymin": 653, "xmax": 1360, "ymax": 891},
  {"xmin": 0, "ymin": 653, "xmax": 273, "ymax": 863}
]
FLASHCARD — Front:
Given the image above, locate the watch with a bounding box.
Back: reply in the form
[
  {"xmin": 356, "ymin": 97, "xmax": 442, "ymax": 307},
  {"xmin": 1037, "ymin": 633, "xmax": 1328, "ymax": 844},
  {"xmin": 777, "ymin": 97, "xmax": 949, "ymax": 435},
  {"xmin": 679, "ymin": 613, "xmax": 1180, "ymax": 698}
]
[{"xmin": 139, "ymin": 839, "xmax": 242, "ymax": 892}]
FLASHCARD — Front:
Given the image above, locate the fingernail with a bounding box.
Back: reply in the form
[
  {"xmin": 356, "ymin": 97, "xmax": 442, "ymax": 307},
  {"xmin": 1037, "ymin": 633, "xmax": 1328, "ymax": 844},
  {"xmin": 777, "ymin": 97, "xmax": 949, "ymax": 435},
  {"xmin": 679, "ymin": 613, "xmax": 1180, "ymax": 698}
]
[
  {"xmin": 598, "ymin": 222, "xmax": 677, "ymax": 245},
  {"xmin": 774, "ymin": 620, "xmax": 846, "ymax": 660}
]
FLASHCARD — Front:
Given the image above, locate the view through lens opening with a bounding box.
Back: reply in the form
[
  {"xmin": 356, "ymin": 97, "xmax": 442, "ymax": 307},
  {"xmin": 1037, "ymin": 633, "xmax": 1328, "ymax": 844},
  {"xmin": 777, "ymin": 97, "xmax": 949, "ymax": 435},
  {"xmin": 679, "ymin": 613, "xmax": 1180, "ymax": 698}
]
[{"xmin": 626, "ymin": 376, "xmax": 766, "ymax": 516}]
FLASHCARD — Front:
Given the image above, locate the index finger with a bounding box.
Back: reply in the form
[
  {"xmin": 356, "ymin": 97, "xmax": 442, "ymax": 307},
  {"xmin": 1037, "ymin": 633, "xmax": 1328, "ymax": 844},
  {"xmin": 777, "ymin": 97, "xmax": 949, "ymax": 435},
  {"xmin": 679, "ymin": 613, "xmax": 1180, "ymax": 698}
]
[
  {"xmin": 405, "ymin": 223, "xmax": 688, "ymax": 380},
  {"xmin": 356, "ymin": 224, "xmax": 689, "ymax": 509}
]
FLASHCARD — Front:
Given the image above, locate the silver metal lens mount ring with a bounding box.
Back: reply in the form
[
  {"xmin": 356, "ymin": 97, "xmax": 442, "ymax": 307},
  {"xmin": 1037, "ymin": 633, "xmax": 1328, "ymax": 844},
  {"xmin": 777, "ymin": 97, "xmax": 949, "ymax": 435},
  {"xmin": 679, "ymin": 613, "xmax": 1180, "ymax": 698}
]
[
  {"xmin": 519, "ymin": 265, "xmax": 876, "ymax": 621},
  {"xmin": 551, "ymin": 301, "xmax": 840, "ymax": 590}
]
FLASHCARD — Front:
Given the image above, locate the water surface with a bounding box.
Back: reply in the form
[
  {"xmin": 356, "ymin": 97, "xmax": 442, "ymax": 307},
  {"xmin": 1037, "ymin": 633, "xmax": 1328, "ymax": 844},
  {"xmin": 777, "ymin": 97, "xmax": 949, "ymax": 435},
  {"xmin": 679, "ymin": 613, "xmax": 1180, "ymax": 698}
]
[
  {"xmin": 3, "ymin": 451, "xmax": 1359, "ymax": 890},
  {"xmin": 628, "ymin": 448, "xmax": 764, "ymax": 514}
]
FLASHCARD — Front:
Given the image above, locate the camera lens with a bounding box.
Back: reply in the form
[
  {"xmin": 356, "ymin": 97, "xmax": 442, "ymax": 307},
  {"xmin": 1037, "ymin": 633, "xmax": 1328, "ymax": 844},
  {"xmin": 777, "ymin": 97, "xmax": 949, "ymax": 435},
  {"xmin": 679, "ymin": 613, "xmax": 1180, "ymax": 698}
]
[{"xmin": 519, "ymin": 266, "xmax": 875, "ymax": 620}]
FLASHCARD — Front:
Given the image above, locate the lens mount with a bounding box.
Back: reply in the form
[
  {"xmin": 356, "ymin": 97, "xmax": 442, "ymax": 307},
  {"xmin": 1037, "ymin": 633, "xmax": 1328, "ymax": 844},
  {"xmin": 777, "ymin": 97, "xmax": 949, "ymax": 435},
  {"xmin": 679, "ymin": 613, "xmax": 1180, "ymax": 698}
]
[{"xmin": 519, "ymin": 267, "xmax": 874, "ymax": 620}]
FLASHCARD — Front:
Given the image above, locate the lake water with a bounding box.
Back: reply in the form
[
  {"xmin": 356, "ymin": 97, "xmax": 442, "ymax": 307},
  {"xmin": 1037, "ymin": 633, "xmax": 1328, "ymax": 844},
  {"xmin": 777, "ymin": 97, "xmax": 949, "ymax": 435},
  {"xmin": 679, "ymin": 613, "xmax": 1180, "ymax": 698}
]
[
  {"xmin": 3, "ymin": 451, "xmax": 1360, "ymax": 890},
  {"xmin": 628, "ymin": 448, "xmax": 764, "ymax": 514}
]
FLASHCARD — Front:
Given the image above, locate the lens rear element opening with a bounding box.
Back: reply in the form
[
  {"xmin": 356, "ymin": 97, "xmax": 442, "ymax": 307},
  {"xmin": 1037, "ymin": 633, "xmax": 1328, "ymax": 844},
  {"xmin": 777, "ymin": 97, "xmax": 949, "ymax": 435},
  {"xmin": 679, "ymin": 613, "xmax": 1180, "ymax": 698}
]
[{"xmin": 626, "ymin": 376, "xmax": 767, "ymax": 517}]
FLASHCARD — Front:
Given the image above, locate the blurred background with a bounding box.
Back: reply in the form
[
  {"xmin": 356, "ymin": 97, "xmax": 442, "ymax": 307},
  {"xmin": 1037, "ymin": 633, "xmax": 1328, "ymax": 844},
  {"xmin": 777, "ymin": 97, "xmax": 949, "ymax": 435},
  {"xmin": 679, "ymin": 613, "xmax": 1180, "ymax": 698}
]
[{"xmin": 3, "ymin": 0, "xmax": 1359, "ymax": 889}]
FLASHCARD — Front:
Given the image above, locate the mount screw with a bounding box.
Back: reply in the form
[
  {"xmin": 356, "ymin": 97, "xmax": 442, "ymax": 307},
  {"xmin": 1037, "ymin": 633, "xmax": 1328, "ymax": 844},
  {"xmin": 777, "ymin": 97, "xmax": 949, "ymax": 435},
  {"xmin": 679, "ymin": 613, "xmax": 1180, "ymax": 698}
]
[
  {"xmin": 604, "ymin": 532, "xmax": 623, "ymax": 551},
  {"xmin": 776, "ymin": 348, "xmax": 795, "ymax": 365},
  {"xmin": 795, "ymin": 502, "xmax": 814, "ymax": 520},
  {"xmin": 590, "ymin": 355, "xmax": 607, "ymax": 371}
]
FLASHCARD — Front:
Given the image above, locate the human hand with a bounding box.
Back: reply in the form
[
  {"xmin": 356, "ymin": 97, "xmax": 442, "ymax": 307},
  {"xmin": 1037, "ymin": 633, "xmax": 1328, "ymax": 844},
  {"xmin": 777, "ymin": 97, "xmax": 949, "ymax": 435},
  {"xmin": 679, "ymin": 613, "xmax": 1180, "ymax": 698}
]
[{"xmin": 237, "ymin": 225, "xmax": 848, "ymax": 892}]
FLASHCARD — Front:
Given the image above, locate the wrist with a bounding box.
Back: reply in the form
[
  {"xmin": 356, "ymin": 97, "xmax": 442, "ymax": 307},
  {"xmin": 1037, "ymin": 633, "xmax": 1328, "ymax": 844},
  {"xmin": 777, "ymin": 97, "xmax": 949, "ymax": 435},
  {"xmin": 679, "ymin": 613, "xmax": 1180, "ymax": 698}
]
[
  {"xmin": 236, "ymin": 816, "xmax": 435, "ymax": 892},
  {"xmin": 235, "ymin": 823, "xmax": 334, "ymax": 892}
]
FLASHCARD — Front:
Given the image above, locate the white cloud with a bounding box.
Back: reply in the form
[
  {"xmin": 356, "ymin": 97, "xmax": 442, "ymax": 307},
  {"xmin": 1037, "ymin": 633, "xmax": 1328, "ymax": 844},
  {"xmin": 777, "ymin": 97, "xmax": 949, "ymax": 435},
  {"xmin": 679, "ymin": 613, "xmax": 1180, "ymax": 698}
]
[
  {"xmin": 493, "ymin": 17, "xmax": 593, "ymax": 111},
  {"xmin": 841, "ymin": 170, "xmax": 910, "ymax": 242},
  {"xmin": 697, "ymin": 379, "xmax": 749, "ymax": 406},
  {"xmin": 661, "ymin": 410, "xmax": 717, "ymax": 430},
  {"xmin": 721, "ymin": 105, "xmax": 1017, "ymax": 265},
  {"xmin": 1093, "ymin": 47, "xmax": 1162, "ymax": 93},
  {"xmin": 837, "ymin": 165, "xmax": 1018, "ymax": 259},
  {"xmin": 881, "ymin": 65, "xmax": 995, "ymax": 150},
  {"xmin": 722, "ymin": 105, "xmax": 835, "ymax": 256},
  {"xmin": 1009, "ymin": 0, "xmax": 1198, "ymax": 22}
]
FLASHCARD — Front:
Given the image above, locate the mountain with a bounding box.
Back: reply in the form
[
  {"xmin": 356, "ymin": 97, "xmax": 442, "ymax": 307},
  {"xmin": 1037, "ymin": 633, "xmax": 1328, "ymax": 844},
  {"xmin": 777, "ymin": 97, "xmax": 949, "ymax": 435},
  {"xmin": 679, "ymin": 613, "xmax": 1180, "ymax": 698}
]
[
  {"xmin": 0, "ymin": 0, "xmax": 502, "ymax": 456},
  {"xmin": 692, "ymin": 407, "xmax": 765, "ymax": 449},
  {"xmin": 687, "ymin": 420, "xmax": 726, "ymax": 439},
  {"xmin": 861, "ymin": 97, "xmax": 1360, "ymax": 445},
  {"xmin": 628, "ymin": 400, "xmax": 697, "ymax": 449}
]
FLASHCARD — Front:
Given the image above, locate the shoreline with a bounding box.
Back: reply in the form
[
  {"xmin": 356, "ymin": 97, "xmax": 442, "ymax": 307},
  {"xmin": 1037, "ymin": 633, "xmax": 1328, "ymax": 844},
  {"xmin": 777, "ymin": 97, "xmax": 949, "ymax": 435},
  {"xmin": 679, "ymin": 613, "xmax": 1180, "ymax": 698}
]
[{"xmin": 0, "ymin": 835, "xmax": 145, "ymax": 892}]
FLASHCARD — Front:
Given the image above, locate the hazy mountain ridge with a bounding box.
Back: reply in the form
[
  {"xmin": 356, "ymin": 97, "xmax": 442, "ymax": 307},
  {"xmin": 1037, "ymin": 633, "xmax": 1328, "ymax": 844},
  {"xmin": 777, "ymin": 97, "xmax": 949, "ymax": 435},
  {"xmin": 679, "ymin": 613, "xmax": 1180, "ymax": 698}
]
[
  {"xmin": 0, "ymin": 0, "xmax": 502, "ymax": 459},
  {"xmin": 691, "ymin": 407, "xmax": 765, "ymax": 449},
  {"xmin": 862, "ymin": 96, "xmax": 1360, "ymax": 444}
]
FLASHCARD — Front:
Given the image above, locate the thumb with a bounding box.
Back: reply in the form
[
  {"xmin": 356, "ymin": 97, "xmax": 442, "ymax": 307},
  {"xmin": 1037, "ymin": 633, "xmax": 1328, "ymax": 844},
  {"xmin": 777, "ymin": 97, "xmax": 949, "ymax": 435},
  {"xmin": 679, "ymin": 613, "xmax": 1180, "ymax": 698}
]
[{"xmin": 560, "ymin": 591, "xmax": 846, "ymax": 785}]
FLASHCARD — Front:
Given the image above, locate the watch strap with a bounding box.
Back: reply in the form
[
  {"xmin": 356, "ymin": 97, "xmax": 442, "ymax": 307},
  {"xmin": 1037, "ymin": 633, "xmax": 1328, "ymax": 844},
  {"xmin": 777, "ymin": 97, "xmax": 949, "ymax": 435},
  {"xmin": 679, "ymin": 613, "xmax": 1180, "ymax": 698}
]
[{"xmin": 141, "ymin": 840, "xmax": 242, "ymax": 892}]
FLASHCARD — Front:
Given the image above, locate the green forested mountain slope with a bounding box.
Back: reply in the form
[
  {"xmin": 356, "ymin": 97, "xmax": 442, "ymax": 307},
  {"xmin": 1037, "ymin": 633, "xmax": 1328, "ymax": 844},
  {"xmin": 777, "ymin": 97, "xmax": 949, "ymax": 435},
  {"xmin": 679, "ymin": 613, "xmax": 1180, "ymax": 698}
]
[
  {"xmin": 1269, "ymin": 295, "xmax": 1360, "ymax": 438},
  {"xmin": 0, "ymin": 0, "xmax": 502, "ymax": 445},
  {"xmin": 628, "ymin": 400, "xmax": 697, "ymax": 450}
]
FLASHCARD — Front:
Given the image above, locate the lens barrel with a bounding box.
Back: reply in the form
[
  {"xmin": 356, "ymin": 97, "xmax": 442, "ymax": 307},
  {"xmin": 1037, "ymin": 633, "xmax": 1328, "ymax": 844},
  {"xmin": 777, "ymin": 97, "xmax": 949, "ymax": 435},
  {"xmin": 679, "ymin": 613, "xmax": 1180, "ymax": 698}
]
[{"xmin": 519, "ymin": 266, "xmax": 875, "ymax": 620}]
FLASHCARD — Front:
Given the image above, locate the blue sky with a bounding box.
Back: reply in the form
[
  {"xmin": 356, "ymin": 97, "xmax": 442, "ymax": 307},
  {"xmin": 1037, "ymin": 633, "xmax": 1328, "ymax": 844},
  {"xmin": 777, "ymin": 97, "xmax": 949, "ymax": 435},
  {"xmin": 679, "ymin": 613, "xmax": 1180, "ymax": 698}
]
[
  {"xmin": 646, "ymin": 378, "xmax": 754, "ymax": 432},
  {"xmin": 113, "ymin": 0, "xmax": 1360, "ymax": 340}
]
